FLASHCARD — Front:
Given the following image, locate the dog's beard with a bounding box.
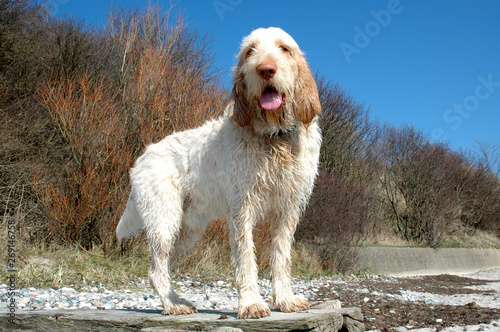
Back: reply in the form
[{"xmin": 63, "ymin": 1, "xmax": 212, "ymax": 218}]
[
  {"xmin": 257, "ymin": 101, "xmax": 296, "ymax": 138},
  {"xmin": 246, "ymin": 79, "xmax": 296, "ymax": 137}
]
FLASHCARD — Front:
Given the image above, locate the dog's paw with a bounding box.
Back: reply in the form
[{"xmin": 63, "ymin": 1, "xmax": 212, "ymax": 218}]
[
  {"xmin": 238, "ymin": 302, "xmax": 271, "ymax": 319},
  {"xmin": 275, "ymin": 295, "xmax": 310, "ymax": 313},
  {"xmin": 162, "ymin": 303, "xmax": 198, "ymax": 315}
]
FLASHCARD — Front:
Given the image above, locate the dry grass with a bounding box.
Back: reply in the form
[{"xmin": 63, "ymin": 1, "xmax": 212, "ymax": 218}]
[
  {"xmin": 362, "ymin": 228, "xmax": 500, "ymax": 249},
  {"xmin": 1, "ymin": 242, "xmax": 150, "ymax": 290},
  {"xmin": 3, "ymin": 213, "xmax": 497, "ymax": 291},
  {"xmin": 0, "ymin": 224, "xmax": 327, "ymax": 290},
  {"xmin": 174, "ymin": 219, "xmax": 275, "ymax": 276}
]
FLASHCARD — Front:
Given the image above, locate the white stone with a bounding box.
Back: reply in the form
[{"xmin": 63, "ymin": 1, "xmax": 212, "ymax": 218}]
[
  {"xmin": 61, "ymin": 287, "xmax": 76, "ymax": 293},
  {"xmin": 203, "ymin": 301, "xmax": 214, "ymax": 308},
  {"xmin": 19, "ymin": 297, "xmax": 30, "ymax": 304},
  {"xmin": 102, "ymin": 301, "xmax": 116, "ymax": 310},
  {"xmin": 79, "ymin": 302, "xmax": 93, "ymax": 309}
]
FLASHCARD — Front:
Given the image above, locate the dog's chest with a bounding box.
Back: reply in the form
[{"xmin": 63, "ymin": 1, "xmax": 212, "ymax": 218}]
[{"xmin": 251, "ymin": 140, "xmax": 303, "ymax": 197}]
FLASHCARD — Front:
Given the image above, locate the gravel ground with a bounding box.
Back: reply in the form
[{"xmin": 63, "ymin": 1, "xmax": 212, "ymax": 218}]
[
  {"xmin": 336, "ymin": 269, "xmax": 500, "ymax": 332},
  {"xmin": 2, "ymin": 269, "xmax": 499, "ymax": 331}
]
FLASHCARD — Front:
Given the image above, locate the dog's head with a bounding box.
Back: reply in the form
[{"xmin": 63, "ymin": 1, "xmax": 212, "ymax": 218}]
[{"xmin": 232, "ymin": 27, "xmax": 321, "ymax": 136}]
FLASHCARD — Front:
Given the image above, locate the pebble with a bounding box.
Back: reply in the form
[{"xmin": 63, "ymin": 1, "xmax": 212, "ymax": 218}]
[
  {"xmin": 3, "ymin": 271, "xmax": 500, "ymax": 332},
  {"xmin": 0, "ymin": 277, "xmax": 349, "ymax": 312},
  {"xmin": 61, "ymin": 287, "xmax": 76, "ymax": 293}
]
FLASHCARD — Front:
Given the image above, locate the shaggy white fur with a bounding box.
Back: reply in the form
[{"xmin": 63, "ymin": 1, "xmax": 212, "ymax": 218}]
[{"xmin": 116, "ymin": 27, "xmax": 322, "ymax": 319}]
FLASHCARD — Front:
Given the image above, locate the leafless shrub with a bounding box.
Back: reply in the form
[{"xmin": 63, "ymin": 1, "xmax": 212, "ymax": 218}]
[
  {"xmin": 36, "ymin": 73, "xmax": 131, "ymax": 251},
  {"xmin": 317, "ymin": 75, "xmax": 378, "ymax": 180},
  {"xmin": 380, "ymin": 125, "xmax": 451, "ymax": 246},
  {"xmin": 312, "ymin": 76, "xmax": 384, "ymax": 269},
  {"xmin": 1, "ymin": 2, "xmax": 227, "ymax": 254},
  {"xmin": 378, "ymin": 124, "xmax": 500, "ymax": 247},
  {"xmin": 106, "ymin": 4, "xmax": 226, "ymax": 152},
  {"xmin": 0, "ymin": 0, "xmax": 54, "ymax": 245},
  {"xmin": 296, "ymin": 169, "xmax": 370, "ymax": 273},
  {"xmin": 471, "ymin": 141, "xmax": 500, "ymax": 176},
  {"xmin": 456, "ymin": 144, "xmax": 500, "ymax": 236},
  {"xmin": 0, "ymin": 0, "xmax": 47, "ymax": 95}
]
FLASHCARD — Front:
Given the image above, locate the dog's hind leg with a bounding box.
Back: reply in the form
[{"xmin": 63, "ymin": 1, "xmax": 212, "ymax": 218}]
[{"xmin": 144, "ymin": 185, "xmax": 197, "ymax": 315}]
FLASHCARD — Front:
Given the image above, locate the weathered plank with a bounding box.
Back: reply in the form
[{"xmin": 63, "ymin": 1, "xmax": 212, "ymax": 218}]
[{"xmin": 1, "ymin": 307, "xmax": 364, "ymax": 331}]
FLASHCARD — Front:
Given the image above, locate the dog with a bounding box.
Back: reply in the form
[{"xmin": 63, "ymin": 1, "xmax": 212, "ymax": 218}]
[{"xmin": 116, "ymin": 27, "xmax": 322, "ymax": 319}]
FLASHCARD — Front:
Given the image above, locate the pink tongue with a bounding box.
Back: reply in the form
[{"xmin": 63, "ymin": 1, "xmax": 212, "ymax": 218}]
[{"xmin": 259, "ymin": 90, "xmax": 282, "ymax": 110}]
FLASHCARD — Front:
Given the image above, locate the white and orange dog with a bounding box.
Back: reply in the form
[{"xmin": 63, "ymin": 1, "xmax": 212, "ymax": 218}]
[{"xmin": 116, "ymin": 27, "xmax": 322, "ymax": 319}]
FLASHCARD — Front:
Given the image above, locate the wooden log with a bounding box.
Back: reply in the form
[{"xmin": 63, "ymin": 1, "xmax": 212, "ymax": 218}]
[{"xmin": 1, "ymin": 307, "xmax": 364, "ymax": 331}]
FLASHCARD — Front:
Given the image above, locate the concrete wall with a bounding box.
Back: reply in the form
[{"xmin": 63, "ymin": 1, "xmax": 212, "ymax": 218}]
[{"xmin": 356, "ymin": 247, "xmax": 500, "ymax": 277}]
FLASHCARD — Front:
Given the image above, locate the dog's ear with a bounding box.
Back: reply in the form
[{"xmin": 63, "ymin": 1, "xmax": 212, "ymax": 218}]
[
  {"xmin": 231, "ymin": 73, "xmax": 252, "ymax": 127},
  {"xmin": 294, "ymin": 55, "xmax": 321, "ymax": 125}
]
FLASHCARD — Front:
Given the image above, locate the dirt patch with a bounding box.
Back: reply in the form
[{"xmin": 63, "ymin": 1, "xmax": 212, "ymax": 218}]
[
  {"xmin": 361, "ymin": 300, "xmax": 498, "ymax": 331},
  {"xmin": 309, "ymin": 273, "xmax": 500, "ymax": 331}
]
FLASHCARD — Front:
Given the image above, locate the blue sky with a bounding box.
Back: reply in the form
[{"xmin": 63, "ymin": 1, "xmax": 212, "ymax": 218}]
[{"xmin": 49, "ymin": 0, "xmax": 500, "ymax": 151}]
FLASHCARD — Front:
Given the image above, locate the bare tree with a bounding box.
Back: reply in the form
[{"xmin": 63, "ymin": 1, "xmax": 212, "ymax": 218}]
[
  {"xmin": 471, "ymin": 141, "xmax": 500, "ymax": 176},
  {"xmin": 379, "ymin": 125, "xmax": 460, "ymax": 246},
  {"xmin": 317, "ymin": 75, "xmax": 377, "ymax": 180},
  {"xmin": 456, "ymin": 144, "xmax": 500, "ymax": 236}
]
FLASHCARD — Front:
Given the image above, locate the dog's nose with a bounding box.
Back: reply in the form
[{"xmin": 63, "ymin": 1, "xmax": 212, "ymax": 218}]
[{"xmin": 256, "ymin": 63, "xmax": 277, "ymax": 80}]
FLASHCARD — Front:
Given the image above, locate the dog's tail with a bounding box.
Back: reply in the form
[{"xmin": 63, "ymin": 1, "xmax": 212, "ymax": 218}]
[{"xmin": 116, "ymin": 193, "xmax": 144, "ymax": 243}]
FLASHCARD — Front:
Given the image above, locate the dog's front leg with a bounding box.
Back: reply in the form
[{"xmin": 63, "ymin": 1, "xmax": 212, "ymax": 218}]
[
  {"xmin": 230, "ymin": 208, "xmax": 271, "ymax": 319},
  {"xmin": 269, "ymin": 210, "xmax": 310, "ymax": 313}
]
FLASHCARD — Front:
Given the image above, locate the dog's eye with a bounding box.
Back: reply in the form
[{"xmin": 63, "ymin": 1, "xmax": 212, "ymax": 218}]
[
  {"xmin": 246, "ymin": 48, "xmax": 255, "ymax": 58},
  {"xmin": 279, "ymin": 45, "xmax": 290, "ymax": 54}
]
